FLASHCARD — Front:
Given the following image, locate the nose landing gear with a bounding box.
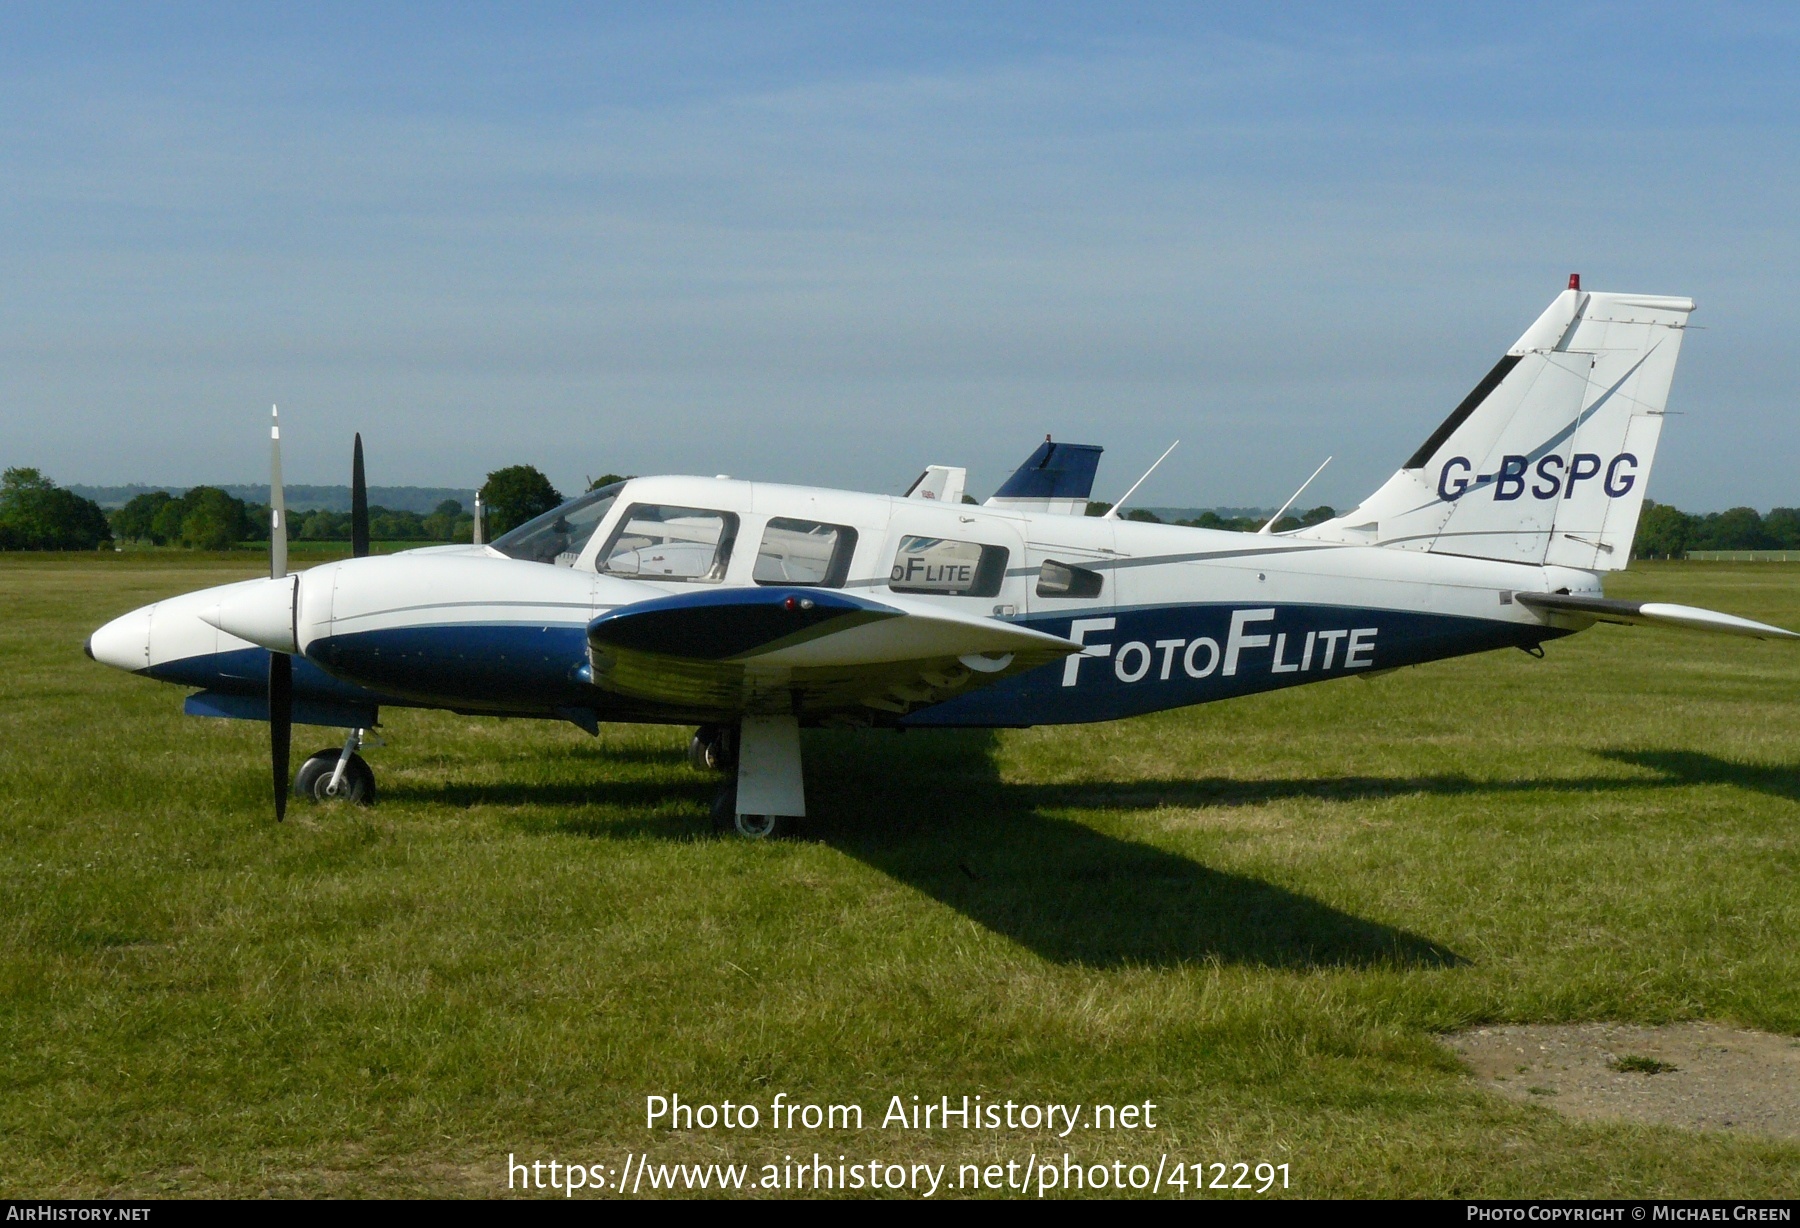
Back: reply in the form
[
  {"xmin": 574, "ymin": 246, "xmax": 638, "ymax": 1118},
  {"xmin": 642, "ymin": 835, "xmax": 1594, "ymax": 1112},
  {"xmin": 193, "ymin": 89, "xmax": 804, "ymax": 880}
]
[
  {"xmin": 688, "ymin": 724, "xmax": 737, "ymax": 772},
  {"xmin": 292, "ymin": 727, "xmax": 378, "ymax": 804}
]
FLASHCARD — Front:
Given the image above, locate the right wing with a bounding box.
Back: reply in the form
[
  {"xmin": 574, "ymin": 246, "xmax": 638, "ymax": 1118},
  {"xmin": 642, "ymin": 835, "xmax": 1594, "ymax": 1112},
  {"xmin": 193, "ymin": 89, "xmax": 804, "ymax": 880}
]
[{"xmin": 585, "ymin": 587, "xmax": 1079, "ymax": 719}]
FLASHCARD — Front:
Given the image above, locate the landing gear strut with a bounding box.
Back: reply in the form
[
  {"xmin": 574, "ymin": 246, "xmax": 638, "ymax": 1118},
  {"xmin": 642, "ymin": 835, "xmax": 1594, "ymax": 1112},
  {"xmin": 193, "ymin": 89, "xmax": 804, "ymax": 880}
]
[
  {"xmin": 709, "ymin": 716, "xmax": 804, "ymax": 839},
  {"xmin": 293, "ymin": 727, "xmax": 378, "ymax": 804}
]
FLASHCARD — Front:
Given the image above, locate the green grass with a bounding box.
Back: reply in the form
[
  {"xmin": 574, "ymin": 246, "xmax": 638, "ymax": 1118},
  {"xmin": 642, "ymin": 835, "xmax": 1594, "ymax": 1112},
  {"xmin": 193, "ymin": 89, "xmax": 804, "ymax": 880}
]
[
  {"xmin": 1609, "ymin": 1056, "xmax": 1678, "ymax": 1075},
  {"xmin": 3, "ymin": 556, "xmax": 1799, "ymax": 1197}
]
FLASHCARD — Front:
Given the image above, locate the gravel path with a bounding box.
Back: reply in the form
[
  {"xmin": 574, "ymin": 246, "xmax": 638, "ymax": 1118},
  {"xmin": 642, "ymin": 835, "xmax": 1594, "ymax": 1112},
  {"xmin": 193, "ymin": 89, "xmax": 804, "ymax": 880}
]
[{"xmin": 1443, "ymin": 1023, "xmax": 1800, "ymax": 1140}]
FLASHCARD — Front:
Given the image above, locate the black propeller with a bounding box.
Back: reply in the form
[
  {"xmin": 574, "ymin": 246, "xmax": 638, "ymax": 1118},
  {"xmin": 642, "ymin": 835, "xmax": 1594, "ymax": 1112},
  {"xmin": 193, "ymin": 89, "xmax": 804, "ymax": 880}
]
[{"xmin": 351, "ymin": 433, "xmax": 369, "ymax": 558}]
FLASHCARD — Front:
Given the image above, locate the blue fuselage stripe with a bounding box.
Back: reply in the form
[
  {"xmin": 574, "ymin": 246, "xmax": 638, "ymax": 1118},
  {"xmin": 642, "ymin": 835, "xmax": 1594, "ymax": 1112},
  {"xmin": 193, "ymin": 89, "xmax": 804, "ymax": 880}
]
[{"xmin": 146, "ymin": 603, "xmax": 1556, "ymax": 727}]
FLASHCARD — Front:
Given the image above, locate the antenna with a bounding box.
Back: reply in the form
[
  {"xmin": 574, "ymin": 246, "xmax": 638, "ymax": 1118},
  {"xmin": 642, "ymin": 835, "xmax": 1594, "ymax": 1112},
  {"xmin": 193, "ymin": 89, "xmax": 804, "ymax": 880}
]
[
  {"xmin": 473, "ymin": 491, "xmax": 485, "ymax": 546},
  {"xmin": 1102, "ymin": 440, "xmax": 1179, "ymax": 520},
  {"xmin": 1258, "ymin": 456, "xmax": 1332, "ymax": 534}
]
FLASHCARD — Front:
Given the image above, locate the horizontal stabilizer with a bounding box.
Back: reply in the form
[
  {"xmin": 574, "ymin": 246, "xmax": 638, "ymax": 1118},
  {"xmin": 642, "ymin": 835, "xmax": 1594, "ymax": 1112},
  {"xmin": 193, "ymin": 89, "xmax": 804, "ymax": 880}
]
[
  {"xmin": 586, "ymin": 586, "xmax": 1077, "ymax": 718},
  {"xmin": 1515, "ymin": 591, "xmax": 1799, "ymax": 639}
]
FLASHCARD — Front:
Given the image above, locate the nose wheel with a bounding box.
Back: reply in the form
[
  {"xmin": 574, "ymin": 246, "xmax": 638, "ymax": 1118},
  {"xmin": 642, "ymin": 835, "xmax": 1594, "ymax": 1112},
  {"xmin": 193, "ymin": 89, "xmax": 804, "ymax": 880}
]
[
  {"xmin": 688, "ymin": 724, "xmax": 737, "ymax": 772},
  {"xmin": 292, "ymin": 728, "xmax": 378, "ymax": 804}
]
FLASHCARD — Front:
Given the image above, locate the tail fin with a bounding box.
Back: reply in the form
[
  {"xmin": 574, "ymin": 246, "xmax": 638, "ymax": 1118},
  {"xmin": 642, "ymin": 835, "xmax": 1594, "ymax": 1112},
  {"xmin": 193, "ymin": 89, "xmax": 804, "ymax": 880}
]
[
  {"xmin": 904, "ymin": 465, "xmax": 967, "ymax": 503},
  {"xmin": 984, "ymin": 437, "xmax": 1103, "ymax": 515},
  {"xmin": 1298, "ymin": 280, "xmax": 1694, "ymax": 570}
]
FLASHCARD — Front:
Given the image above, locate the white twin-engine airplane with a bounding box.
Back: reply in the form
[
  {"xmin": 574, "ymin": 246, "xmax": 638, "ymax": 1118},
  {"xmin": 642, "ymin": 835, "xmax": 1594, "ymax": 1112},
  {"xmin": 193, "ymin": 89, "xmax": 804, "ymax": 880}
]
[{"xmin": 88, "ymin": 278, "xmax": 1796, "ymax": 836}]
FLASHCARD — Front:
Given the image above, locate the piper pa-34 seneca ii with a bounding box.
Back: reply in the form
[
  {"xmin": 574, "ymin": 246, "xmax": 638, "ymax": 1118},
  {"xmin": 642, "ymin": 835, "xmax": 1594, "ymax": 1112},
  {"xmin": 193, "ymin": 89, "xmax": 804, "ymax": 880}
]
[{"xmin": 88, "ymin": 277, "xmax": 1797, "ymax": 836}]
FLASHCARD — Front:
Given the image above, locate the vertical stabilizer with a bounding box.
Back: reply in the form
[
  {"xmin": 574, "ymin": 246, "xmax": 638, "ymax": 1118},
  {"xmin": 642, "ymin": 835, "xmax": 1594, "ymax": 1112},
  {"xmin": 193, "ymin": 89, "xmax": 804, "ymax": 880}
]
[
  {"xmin": 985, "ymin": 438, "xmax": 1104, "ymax": 515},
  {"xmin": 1297, "ymin": 282, "xmax": 1693, "ymax": 569},
  {"xmin": 904, "ymin": 465, "xmax": 968, "ymax": 504}
]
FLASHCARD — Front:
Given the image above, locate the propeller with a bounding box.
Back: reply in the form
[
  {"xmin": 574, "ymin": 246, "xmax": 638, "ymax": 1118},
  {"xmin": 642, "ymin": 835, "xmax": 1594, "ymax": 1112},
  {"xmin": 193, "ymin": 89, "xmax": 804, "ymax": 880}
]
[
  {"xmin": 351, "ymin": 433, "xmax": 370, "ymax": 558},
  {"xmin": 268, "ymin": 405, "xmax": 292, "ymax": 821}
]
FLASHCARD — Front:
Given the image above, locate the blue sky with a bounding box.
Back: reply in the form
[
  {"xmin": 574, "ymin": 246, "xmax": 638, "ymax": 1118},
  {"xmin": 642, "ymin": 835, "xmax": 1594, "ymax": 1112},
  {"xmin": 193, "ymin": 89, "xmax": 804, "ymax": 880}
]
[{"xmin": 3, "ymin": 3, "xmax": 1796, "ymax": 510}]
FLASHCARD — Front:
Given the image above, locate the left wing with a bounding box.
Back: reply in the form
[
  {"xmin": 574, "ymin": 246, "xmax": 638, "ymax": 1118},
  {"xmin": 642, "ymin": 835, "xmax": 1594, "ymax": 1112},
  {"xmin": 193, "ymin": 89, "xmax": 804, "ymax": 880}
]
[{"xmin": 585, "ymin": 587, "xmax": 1078, "ymax": 719}]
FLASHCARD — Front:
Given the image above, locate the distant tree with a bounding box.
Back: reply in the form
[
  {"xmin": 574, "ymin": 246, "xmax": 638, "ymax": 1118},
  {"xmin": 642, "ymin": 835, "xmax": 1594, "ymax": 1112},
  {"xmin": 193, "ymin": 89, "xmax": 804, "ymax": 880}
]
[
  {"xmin": 1765, "ymin": 508, "xmax": 1800, "ymax": 550},
  {"xmin": 178, "ymin": 487, "xmax": 251, "ymax": 550},
  {"xmin": 1125, "ymin": 509, "xmax": 1162, "ymax": 523},
  {"xmin": 586, "ymin": 473, "xmax": 630, "ymax": 492},
  {"xmin": 369, "ymin": 508, "xmax": 427, "ymax": 540},
  {"xmin": 151, "ymin": 497, "xmax": 188, "ymax": 544},
  {"xmin": 481, "ymin": 466, "xmax": 563, "ymax": 536},
  {"xmin": 423, "ymin": 500, "xmax": 463, "ymax": 541},
  {"xmin": 297, "ymin": 509, "xmax": 348, "ymax": 540},
  {"xmin": 1692, "ymin": 507, "xmax": 1773, "ymax": 552},
  {"xmin": 1632, "ymin": 501, "xmax": 1694, "ymax": 559},
  {"xmin": 1085, "ymin": 501, "xmax": 1112, "ymax": 517},
  {"xmin": 1178, "ymin": 510, "xmax": 1264, "ymax": 532},
  {"xmin": 1298, "ymin": 505, "xmax": 1336, "ymax": 527},
  {"xmin": 111, "ymin": 491, "xmax": 175, "ymax": 543},
  {"xmin": 0, "ymin": 468, "xmax": 113, "ymax": 550}
]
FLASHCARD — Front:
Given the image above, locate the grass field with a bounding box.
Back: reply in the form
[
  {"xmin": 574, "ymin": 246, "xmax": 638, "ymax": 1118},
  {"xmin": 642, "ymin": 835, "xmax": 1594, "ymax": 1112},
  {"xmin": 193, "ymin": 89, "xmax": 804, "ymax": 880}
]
[{"xmin": 4, "ymin": 553, "xmax": 1799, "ymax": 1198}]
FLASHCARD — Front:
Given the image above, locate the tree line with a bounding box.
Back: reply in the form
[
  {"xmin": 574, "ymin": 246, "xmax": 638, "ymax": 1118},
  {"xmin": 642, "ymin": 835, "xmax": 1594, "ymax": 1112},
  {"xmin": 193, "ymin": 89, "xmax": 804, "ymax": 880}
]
[
  {"xmin": 0, "ymin": 464, "xmax": 587, "ymax": 551},
  {"xmin": 8, "ymin": 462, "xmax": 1798, "ymax": 558},
  {"xmin": 1632, "ymin": 502, "xmax": 1800, "ymax": 557}
]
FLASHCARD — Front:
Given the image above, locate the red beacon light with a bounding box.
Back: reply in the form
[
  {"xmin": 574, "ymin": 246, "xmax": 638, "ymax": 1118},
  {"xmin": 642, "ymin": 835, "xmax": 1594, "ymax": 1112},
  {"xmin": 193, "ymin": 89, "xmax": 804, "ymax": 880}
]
[{"xmin": 1568, "ymin": 273, "xmax": 1581, "ymax": 291}]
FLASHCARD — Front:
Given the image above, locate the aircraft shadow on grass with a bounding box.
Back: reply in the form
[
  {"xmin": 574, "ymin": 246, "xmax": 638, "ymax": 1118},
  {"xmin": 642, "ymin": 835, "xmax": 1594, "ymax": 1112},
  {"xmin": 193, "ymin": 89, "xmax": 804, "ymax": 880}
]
[
  {"xmin": 390, "ymin": 730, "xmax": 1468, "ymax": 971},
  {"xmin": 1596, "ymin": 749, "xmax": 1800, "ymax": 805},
  {"xmin": 386, "ymin": 738, "xmax": 1800, "ymax": 971}
]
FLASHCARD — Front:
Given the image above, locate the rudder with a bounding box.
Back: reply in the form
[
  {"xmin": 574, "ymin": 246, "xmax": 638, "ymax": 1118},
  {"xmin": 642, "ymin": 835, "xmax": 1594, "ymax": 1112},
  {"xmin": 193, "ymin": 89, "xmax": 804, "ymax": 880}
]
[{"xmin": 1298, "ymin": 279, "xmax": 1694, "ymax": 570}]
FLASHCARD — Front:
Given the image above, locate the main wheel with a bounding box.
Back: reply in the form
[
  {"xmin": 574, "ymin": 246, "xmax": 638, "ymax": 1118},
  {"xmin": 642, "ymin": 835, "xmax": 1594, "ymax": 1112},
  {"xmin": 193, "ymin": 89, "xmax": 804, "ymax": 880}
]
[
  {"xmin": 293, "ymin": 749, "xmax": 377, "ymax": 804},
  {"xmin": 709, "ymin": 783, "xmax": 793, "ymax": 838},
  {"xmin": 689, "ymin": 724, "xmax": 736, "ymax": 772}
]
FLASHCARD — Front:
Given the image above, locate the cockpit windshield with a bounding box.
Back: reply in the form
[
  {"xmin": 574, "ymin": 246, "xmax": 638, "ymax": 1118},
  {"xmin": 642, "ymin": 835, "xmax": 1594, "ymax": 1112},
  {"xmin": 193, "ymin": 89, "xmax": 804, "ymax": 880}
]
[{"xmin": 490, "ymin": 482, "xmax": 624, "ymax": 566}]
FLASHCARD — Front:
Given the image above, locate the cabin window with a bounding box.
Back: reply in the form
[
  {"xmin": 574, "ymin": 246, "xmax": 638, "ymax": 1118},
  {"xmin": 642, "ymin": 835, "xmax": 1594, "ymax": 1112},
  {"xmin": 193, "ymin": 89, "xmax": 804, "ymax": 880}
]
[
  {"xmin": 1036, "ymin": 559, "xmax": 1105, "ymax": 599},
  {"xmin": 888, "ymin": 535, "xmax": 1008, "ymax": 597},
  {"xmin": 754, "ymin": 518, "xmax": 858, "ymax": 587},
  {"xmin": 599, "ymin": 504, "xmax": 739, "ymax": 581},
  {"xmin": 490, "ymin": 482, "xmax": 623, "ymax": 566}
]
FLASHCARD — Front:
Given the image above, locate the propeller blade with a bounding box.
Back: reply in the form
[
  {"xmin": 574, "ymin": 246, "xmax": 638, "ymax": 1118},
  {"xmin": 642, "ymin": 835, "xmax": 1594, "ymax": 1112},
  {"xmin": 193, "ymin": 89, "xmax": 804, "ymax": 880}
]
[
  {"xmin": 269, "ymin": 650, "xmax": 292, "ymax": 821},
  {"xmin": 351, "ymin": 433, "xmax": 370, "ymax": 558},
  {"xmin": 270, "ymin": 405, "xmax": 288, "ymax": 580}
]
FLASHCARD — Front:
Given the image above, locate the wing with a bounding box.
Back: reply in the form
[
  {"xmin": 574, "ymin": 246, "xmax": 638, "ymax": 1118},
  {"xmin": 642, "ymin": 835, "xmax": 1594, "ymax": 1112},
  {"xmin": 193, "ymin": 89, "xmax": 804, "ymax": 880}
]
[
  {"xmin": 585, "ymin": 587, "xmax": 1079, "ymax": 720},
  {"xmin": 1515, "ymin": 591, "xmax": 1799, "ymax": 639}
]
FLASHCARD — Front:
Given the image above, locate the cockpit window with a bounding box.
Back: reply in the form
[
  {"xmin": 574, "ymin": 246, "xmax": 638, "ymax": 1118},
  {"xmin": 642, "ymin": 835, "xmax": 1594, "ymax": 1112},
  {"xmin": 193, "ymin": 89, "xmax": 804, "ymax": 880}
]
[
  {"xmin": 599, "ymin": 504, "xmax": 739, "ymax": 581},
  {"xmin": 754, "ymin": 518, "xmax": 858, "ymax": 587},
  {"xmin": 490, "ymin": 483, "xmax": 624, "ymax": 566}
]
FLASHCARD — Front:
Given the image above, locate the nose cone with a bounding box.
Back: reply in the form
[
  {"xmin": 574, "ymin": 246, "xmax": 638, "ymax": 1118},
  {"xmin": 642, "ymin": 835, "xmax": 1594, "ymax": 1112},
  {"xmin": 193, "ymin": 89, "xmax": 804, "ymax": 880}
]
[
  {"xmin": 88, "ymin": 606, "xmax": 154, "ymax": 672},
  {"xmin": 199, "ymin": 575, "xmax": 299, "ymax": 654}
]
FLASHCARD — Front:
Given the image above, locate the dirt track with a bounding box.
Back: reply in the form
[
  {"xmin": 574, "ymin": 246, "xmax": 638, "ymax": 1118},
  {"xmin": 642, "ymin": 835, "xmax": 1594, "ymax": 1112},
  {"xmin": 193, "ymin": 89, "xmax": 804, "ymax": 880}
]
[{"xmin": 1445, "ymin": 1023, "xmax": 1800, "ymax": 1140}]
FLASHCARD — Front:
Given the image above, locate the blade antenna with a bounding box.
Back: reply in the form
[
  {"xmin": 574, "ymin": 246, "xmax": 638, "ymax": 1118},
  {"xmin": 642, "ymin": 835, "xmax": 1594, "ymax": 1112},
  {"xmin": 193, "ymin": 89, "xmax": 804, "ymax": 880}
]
[
  {"xmin": 268, "ymin": 405, "xmax": 293, "ymax": 821},
  {"xmin": 1102, "ymin": 440, "xmax": 1178, "ymax": 520},
  {"xmin": 473, "ymin": 490, "xmax": 485, "ymax": 546},
  {"xmin": 351, "ymin": 433, "xmax": 370, "ymax": 558},
  {"xmin": 1258, "ymin": 456, "xmax": 1332, "ymax": 534}
]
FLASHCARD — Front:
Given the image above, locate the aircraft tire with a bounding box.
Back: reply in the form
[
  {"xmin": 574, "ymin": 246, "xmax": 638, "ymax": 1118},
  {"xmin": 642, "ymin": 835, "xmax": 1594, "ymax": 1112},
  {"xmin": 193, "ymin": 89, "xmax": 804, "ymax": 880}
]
[
  {"xmin": 690, "ymin": 725, "xmax": 736, "ymax": 772},
  {"xmin": 293, "ymin": 750, "xmax": 377, "ymax": 805},
  {"xmin": 709, "ymin": 784, "xmax": 792, "ymax": 839}
]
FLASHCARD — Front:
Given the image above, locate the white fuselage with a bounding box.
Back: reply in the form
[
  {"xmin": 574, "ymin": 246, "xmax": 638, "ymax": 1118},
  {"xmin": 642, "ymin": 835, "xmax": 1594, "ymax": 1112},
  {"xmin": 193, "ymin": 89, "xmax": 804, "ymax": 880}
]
[{"xmin": 90, "ymin": 473, "xmax": 1596, "ymax": 731}]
